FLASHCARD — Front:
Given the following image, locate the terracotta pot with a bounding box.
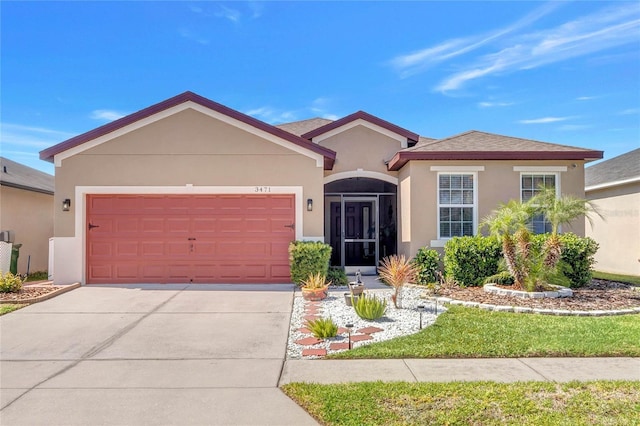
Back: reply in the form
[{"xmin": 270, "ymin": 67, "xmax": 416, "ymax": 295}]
[
  {"xmin": 349, "ymin": 283, "xmax": 365, "ymax": 296},
  {"xmin": 302, "ymin": 285, "xmax": 329, "ymax": 301}
]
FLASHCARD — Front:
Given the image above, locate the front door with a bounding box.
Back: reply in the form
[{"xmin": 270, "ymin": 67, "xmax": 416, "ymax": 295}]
[{"xmin": 329, "ymin": 197, "xmax": 378, "ymax": 274}]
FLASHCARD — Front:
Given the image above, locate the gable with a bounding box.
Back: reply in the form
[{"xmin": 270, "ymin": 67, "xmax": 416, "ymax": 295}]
[{"xmin": 40, "ymin": 91, "xmax": 336, "ymax": 169}]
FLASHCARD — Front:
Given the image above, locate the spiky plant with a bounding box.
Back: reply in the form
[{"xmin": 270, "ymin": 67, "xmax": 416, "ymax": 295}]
[
  {"xmin": 306, "ymin": 317, "xmax": 338, "ymax": 339},
  {"xmin": 378, "ymin": 255, "xmax": 417, "ymax": 308},
  {"xmin": 301, "ymin": 272, "xmax": 331, "ymax": 289},
  {"xmin": 353, "ymin": 292, "xmax": 387, "ymax": 320}
]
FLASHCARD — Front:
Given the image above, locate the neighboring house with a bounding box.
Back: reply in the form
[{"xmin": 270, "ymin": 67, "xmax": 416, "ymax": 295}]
[
  {"xmin": 39, "ymin": 91, "xmax": 602, "ymax": 285},
  {"xmin": 585, "ymin": 148, "xmax": 640, "ymax": 276},
  {"xmin": 0, "ymin": 157, "xmax": 54, "ymax": 274}
]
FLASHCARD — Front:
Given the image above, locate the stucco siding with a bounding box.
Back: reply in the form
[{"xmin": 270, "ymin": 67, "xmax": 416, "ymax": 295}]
[
  {"xmin": 586, "ymin": 182, "xmax": 640, "ymax": 276},
  {"xmin": 0, "ymin": 186, "xmax": 53, "ymax": 273},
  {"xmin": 54, "ymin": 108, "xmax": 325, "ymax": 239}
]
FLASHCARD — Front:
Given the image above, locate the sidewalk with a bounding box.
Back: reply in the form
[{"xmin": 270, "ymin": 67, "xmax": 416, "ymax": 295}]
[{"xmin": 279, "ymin": 357, "xmax": 640, "ymax": 384}]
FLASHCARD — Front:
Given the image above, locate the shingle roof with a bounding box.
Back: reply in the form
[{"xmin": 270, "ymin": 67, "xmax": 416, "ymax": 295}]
[
  {"xmin": 0, "ymin": 157, "xmax": 54, "ymax": 195},
  {"xmin": 276, "ymin": 118, "xmax": 334, "ymax": 137},
  {"xmin": 388, "ymin": 130, "xmax": 603, "ymax": 170},
  {"xmin": 585, "ymin": 148, "xmax": 640, "ymax": 188},
  {"xmin": 301, "ymin": 111, "xmax": 420, "ymax": 143},
  {"xmin": 40, "ymin": 91, "xmax": 337, "ymax": 170}
]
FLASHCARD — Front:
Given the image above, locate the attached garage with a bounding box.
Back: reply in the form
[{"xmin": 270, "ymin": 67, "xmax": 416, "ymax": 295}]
[{"xmin": 86, "ymin": 194, "xmax": 296, "ymax": 284}]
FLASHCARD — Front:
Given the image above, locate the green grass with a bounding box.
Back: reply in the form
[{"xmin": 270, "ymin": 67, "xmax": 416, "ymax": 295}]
[
  {"xmin": 593, "ymin": 271, "xmax": 640, "ymax": 286},
  {"xmin": 24, "ymin": 271, "xmax": 49, "ymax": 282},
  {"xmin": 282, "ymin": 380, "xmax": 640, "ymax": 426},
  {"xmin": 329, "ymin": 305, "xmax": 640, "ymax": 358},
  {"xmin": 0, "ymin": 304, "xmax": 27, "ymax": 315}
]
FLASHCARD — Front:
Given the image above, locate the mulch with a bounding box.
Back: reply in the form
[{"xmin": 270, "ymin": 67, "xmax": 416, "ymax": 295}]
[
  {"xmin": 438, "ymin": 279, "xmax": 640, "ymax": 311},
  {"xmin": 0, "ymin": 283, "xmax": 64, "ymax": 302}
]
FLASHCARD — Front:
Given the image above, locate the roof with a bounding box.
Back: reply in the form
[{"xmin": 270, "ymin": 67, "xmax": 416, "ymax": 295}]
[
  {"xmin": 388, "ymin": 130, "xmax": 604, "ymax": 170},
  {"xmin": 276, "ymin": 117, "xmax": 334, "ymax": 136},
  {"xmin": 0, "ymin": 157, "xmax": 54, "ymax": 195},
  {"xmin": 301, "ymin": 110, "xmax": 420, "ymax": 143},
  {"xmin": 40, "ymin": 91, "xmax": 337, "ymax": 170},
  {"xmin": 585, "ymin": 148, "xmax": 640, "ymax": 188}
]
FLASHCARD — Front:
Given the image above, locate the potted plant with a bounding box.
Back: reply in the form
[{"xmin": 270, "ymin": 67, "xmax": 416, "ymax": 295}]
[
  {"xmin": 345, "ymin": 270, "xmax": 365, "ymax": 306},
  {"xmin": 301, "ymin": 272, "xmax": 331, "ymax": 301}
]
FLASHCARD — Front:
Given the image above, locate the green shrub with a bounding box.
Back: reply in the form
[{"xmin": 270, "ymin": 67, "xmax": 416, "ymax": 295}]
[
  {"xmin": 413, "ymin": 247, "xmax": 440, "ymax": 285},
  {"xmin": 531, "ymin": 233, "xmax": 599, "ymax": 288},
  {"xmin": 353, "ymin": 292, "xmax": 387, "ymax": 320},
  {"xmin": 443, "ymin": 236, "xmax": 502, "ymax": 287},
  {"xmin": 0, "ymin": 271, "xmax": 23, "ymax": 293},
  {"xmin": 326, "ymin": 266, "xmax": 348, "ymax": 286},
  {"xmin": 25, "ymin": 270, "xmax": 48, "ymax": 282},
  {"xmin": 306, "ymin": 317, "xmax": 339, "ymax": 339},
  {"xmin": 288, "ymin": 241, "xmax": 332, "ymax": 285}
]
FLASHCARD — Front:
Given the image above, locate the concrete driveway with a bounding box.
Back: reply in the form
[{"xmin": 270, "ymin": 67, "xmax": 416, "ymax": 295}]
[{"xmin": 0, "ymin": 284, "xmax": 317, "ymax": 426}]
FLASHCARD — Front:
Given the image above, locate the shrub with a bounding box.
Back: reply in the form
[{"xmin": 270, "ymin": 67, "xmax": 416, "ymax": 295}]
[
  {"xmin": 483, "ymin": 271, "xmax": 515, "ymax": 285},
  {"xmin": 443, "ymin": 236, "xmax": 502, "ymax": 287},
  {"xmin": 353, "ymin": 292, "xmax": 387, "ymax": 320},
  {"xmin": 0, "ymin": 271, "xmax": 23, "ymax": 293},
  {"xmin": 289, "ymin": 241, "xmax": 332, "ymax": 285},
  {"xmin": 413, "ymin": 247, "xmax": 440, "ymax": 285},
  {"xmin": 306, "ymin": 317, "xmax": 338, "ymax": 339},
  {"xmin": 326, "ymin": 266, "xmax": 348, "ymax": 286},
  {"xmin": 531, "ymin": 233, "xmax": 599, "ymax": 288}
]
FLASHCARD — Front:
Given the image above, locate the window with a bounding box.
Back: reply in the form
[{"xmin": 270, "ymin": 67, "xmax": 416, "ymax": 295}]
[
  {"xmin": 521, "ymin": 173, "xmax": 557, "ymax": 234},
  {"xmin": 438, "ymin": 173, "xmax": 476, "ymax": 239}
]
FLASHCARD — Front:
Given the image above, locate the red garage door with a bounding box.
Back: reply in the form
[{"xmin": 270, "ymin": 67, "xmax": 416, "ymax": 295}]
[{"xmin": 86, "ymin": 194, "xmax": 296, "ymax": 284}]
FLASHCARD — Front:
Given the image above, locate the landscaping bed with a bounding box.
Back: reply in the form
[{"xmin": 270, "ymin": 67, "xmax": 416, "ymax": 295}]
[{"xmin": 0, "ymin": 282, "xmax": 79, "ymax": 304}]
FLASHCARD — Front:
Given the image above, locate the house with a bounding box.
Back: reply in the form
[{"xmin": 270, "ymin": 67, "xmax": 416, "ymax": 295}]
[
  {"xmin": 0, "ymin": 157, "xmax": 54, "ymax": 274},
  {"xmin": 40, "ymin": 91, "xmax": 603, "ymax": 285},
  {"xmin": 585, "ymin": 148, "xmax": 640, "ymax": 276}
]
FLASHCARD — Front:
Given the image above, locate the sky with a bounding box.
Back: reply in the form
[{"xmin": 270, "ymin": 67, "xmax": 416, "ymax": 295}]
[{"xmin": 1, "ymin": 1, "xmax": 639, "ymax": 176}]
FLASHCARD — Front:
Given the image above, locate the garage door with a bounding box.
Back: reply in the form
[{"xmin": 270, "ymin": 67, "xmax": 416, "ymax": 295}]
[{"xmin": 86, "ymin": 194, "xmax": 295, "ymax": 284}]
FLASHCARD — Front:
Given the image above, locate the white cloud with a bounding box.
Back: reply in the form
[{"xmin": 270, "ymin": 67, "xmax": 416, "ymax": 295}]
[
  {"xmin": 322, "ymin": 114, "xmax": 340, "ymax": 121},
  {"xmin": 248, "ymin": 1, "xmax": 264, "ymax": 19},
  {"xmin": 178, "ymin": 28, "xmax": 209, "ymax": 45},
  {"xmin": 618, "ymin": 108, "xmax": 639, "ymax": 115},
  {"xmin": 577, "ymin": 96, "xmax": 596, "ymax": 101},
  {"xmin": 391, "ymin": 3, "xmax": 640, "ymax": 93},
  {"xmin": 245, "ymin": 106, "xmax": 298, "ymax": 124},
  {"xmin": 215, "ymin": 5, "xmax": 241, "ymax": 23},
  {"xmin": 558, "ymin": 124, "xmax": 592, "ymax": 131},
  {"xmin": 90, "ymin": 109, "xmax": 127, "ymax": 121},
  {"xmin": 0, "ymin": 123, "xmax": 75, "ymax": 148},
  {"xmin": 518, "ymin": 116, "xmax": 573, "ymax": 124},
  {"xmin": 478, "ymin": 101, "xmax": 514, "ymax": 108}
]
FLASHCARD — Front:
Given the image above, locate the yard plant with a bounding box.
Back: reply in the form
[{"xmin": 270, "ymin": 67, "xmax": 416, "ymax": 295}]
[
  {"xmin": 0, "ymin": 271, "xmax": 23, "ymax": 293},
  {"xmin": 288, "ymin": 241, "xmax": 332, "ymax": 285},
  {"xmin": 306, "ymin": 317, "xmax": 339, "ymax": 339},
  {"xmin": 352, "ymin": 292, "xmax": 387, "ymax": 320},
  {"xmin": 378, "ymin": 254, "xmax": 417, "ymax": 308}
]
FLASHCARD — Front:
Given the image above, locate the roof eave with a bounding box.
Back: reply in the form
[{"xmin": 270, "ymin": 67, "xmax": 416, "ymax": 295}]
[
  {"xmin": 388, "ymin": 150, "xmax": 605, "ymax": 171},
  {"xmin": 301, "ymin": 111, "xmax": 419, "ymax": 141}
]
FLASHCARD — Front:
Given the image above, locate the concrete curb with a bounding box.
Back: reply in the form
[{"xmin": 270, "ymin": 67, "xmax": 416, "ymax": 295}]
[{"xmin": 0, "ymin": 282, "xmax": 81, "ymax": 305}]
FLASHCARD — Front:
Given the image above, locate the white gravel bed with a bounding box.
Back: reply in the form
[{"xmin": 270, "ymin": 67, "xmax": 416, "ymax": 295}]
[{"xmin": 286, "ymin": 285, "xmax": 447, "ymax": 358}]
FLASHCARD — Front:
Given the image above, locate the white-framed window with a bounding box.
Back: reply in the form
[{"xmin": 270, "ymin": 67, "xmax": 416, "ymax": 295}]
[
  {"xmin": 437, "ymin": 173, "xmax": 477, "ymax": 239},
  {"xmin": 520, "ymin": 172, "xmax": 560, "ymax": 234}
]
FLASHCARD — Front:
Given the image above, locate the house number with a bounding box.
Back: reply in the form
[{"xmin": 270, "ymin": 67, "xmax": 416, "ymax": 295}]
[{"xmin": 254, "ymin": 186, "xmax": 271, "ymax": 193}]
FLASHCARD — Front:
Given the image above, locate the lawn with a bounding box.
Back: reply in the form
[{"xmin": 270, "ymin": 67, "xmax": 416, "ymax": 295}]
[
  {"xmin": 328, "ymin": 305, "xmax": 640, "ymax": 358},
  {"xmin": 593, "ymin": 271, "xmax": 640, "ymax": 286},
  {"xmin": 0, "ymin": 304, "xmax": 27, "ymax": 315},
  {"xmin": 282, "ymin": 380, "xmax": 640, "ymax": 426}
]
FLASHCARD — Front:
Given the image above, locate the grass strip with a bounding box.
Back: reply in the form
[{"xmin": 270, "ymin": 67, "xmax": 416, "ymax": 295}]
[
  {"xmin": 282, "ymin": 380, "xmax": 640, "ymax": 426},
  {"xmin": 0, "ymin": 304, "xmax": 27, "ymax": 315},
  {"xmin": 328, "ymin": 305, "xmax": 640, "ymax": 359},
  {"xmin": 593, "ymin": 271, "xmax": 640, "ymax": 286}
]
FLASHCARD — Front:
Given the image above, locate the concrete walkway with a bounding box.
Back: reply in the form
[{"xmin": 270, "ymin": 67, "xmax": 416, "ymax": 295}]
[
  {"xmin": 280, "ymin": 357, "xmax": 640, "ymax": 384},
  {"xmin": 0, "ymin": 284, "xmax": 316, "ymax": 426}
]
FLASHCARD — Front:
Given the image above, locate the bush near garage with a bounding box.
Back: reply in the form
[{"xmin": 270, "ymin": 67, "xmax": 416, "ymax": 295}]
[
  {"xmin": 413, "ymin": 247, "xmax": 441, "ymax": 285},
  {"xmin": 288, "ymin": 241, "xmax": 332, "ymax": 285},
  {"xmin": 0, "ymin": 271, "xmax": 23, "ymax": 293}
]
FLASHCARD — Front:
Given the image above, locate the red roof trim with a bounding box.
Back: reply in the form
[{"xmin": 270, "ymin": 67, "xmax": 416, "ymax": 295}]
[
  {"xmin": 39, "ymin": 91, "xmax": 336, "ymax": 169},
  {"xmin": 301, "ymin": 110, "xmax": 419, "ymax": 142},
  {"xmin": 388, "ymin": 150, "xmax": 604, "ymax": 171}
]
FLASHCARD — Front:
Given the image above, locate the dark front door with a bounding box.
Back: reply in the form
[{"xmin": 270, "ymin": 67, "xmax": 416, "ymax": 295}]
[{"xmin": 329, "ymin": 197, "xmax": 378, "ymax": 274}]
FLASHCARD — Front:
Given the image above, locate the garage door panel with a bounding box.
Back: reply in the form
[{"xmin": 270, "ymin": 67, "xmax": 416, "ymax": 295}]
[{"xmin": 87, "ymin": 194, "xmax": 295, "ymax": 284}]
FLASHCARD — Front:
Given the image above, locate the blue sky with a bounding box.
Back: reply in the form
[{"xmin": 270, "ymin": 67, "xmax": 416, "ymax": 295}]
[{"xmin": 2, "ymin": 1, "xmax": 639, "ymax": 175}]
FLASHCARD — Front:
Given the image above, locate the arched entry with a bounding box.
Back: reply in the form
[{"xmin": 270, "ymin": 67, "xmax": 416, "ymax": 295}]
[{"xmin": 324, "ymin": 177, "xmax": 397, "ymax": 274}]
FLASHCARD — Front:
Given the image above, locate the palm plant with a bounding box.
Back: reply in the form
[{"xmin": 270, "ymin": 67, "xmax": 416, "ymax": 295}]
[
  {"xmin": 480, "ymin": 200, "xmax": 534, "ymax": 290},
  {"xmin": 529, "ymin": 187, "xmax": 602, "ymax": 269},
  {"xmin": 378, "ymin": 255, "xmax": 417, "ymax": 308}
]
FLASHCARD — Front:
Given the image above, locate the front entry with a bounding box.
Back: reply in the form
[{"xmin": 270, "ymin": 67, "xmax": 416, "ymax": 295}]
[{"xmin": 325, "ymin": 178, "xmax": 397, "ymax": 275}]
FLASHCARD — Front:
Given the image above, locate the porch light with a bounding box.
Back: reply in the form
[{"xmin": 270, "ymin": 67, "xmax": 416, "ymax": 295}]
[
  {"xmin": 417, "ymin": 305, "xmax": 425, "ymax": 329},
  {"xmin": 62, "ymin": 199, "xmax": 71, "ymax": 211},
  {"xmin": 307, "ymin": 198, "xmax": 313, "ymax": 211},
  {"xmin": 345, "ymin": 323, "xmax": 353, "ymax": 350}
]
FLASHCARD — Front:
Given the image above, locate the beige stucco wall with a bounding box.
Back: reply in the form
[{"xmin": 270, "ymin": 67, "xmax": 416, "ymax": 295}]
[
  {"xmin": 0, "ymin": 185, "xmax": 53, "ymax": 273},
  {"xmin": 318, "ymin": 125, "xmax": 401, "ymax": 180},
  {"xmin": 397, "ymin": 160, "xmax": 587, "ymax": 259},
  {"xmin": 54, "ymin": 108, "xmax": 325, "ymax": 239},
  {"xmin": 586, "ymin": 182, "xmax": 640, "ymax": 276}
]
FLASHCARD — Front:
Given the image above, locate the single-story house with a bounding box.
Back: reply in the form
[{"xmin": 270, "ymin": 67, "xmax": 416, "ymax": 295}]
[
  {"xmin": 0, "ymin": 157, "xmax": 54, "ymax": 274},
  {"xmin": 585, "ymin": 148, "xmax": 640, "ymax": 276},
  {"xmin": 40, "ymin": 91, "xmax": 603, "ymax": 285}
]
